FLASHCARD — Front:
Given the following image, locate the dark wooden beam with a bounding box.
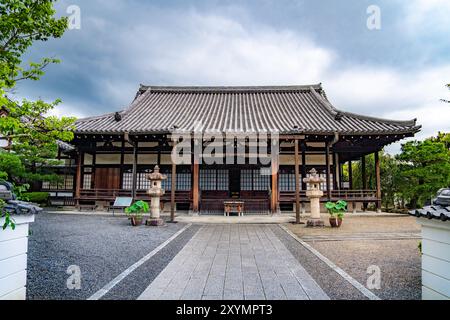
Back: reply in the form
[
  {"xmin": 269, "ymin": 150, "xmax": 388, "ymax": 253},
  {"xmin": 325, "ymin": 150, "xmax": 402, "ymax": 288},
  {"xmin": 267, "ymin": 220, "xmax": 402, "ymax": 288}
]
[
  {"xmin": 192, "ymin": 162, "xmax": 199, "ymax": 212},
  {"xmin": 301, "ymin": 142, "xmax": 307, "ymax": 190},
  {"xmin": 332, "ymin": 152, "xmax": 338, "ymax": 190},
  {"xmin": 119, "ymin": 139, "xmax": 125, "ymax": 188},
  {"xmin": 348, "ymin": 160, "xmax": 353, "ymax": 189},
  {"xmin": 325, "ymin": 143, "xmax": 331, "ymax": 199},
  {"xmin": 362, "ymin": 155, "xmax": 367, "ymax": 211},
  {"xmin": 170, "ymin": 152, "xmax": 176, "ymax": 222},
  {"xmin": 192, "ymin": 139, "xmax": 200, "ymax": 212},
  {"xmin": 375, "ymin": 151, "xmax": 381, "ymax": 212},
  {"xmin": 294, "ymin": 138, "xmax": 300, "ymax": 223},
  {"xmin": 131, "ymin": 142, "xmax": 138, "ymax": 199},
  {"xmin": 75, "ymin": 152, "xmax": 83, "ymax": 205},
  {"xmin": 271, "ymin": 155, "xmax": 279, "ymax": 214}
]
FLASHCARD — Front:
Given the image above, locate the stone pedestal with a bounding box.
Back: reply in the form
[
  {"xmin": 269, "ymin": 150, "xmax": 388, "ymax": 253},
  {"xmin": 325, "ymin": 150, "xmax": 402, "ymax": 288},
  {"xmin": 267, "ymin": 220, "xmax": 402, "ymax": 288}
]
[
  {"xmin": 303, "ymin": 168, "xmax": 325, "ymax": 228},
  {"xmin": 145, "ymin": 166, "xmax": 167, "ymax": 227}
]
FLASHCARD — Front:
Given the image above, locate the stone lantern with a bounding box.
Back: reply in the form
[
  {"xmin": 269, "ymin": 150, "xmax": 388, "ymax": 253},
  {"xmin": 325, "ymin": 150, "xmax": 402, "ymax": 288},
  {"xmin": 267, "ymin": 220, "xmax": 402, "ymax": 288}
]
[
  {"xmin": 303, "ymin": 168, "xmax": 325, "ymax": 227},
  {"xmin": 146, "ymin": 165, "xmax": 167, "ymax": 226}
]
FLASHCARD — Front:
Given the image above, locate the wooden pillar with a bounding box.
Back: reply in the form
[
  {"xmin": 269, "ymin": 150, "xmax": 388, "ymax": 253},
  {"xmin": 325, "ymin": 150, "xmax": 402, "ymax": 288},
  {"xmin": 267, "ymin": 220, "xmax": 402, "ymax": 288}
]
[
  {"xmin": 131, "ymin": 142, "xmax": 138, "ymax": 199},
  {"xmin": 339, "ymin": 161, "xmax": 344, "ymax": 190},
  {"xmin": 157, "ymin": 141, "xmax": 162, "ymax": 166},
  {"xmin": 192, "ymin": 161, "xmax": 199, "ymax": 212},
  {"xmin": 325, "ymin": 143, "xmax": 331, "ymax": 200},
  {"xmin": 348, "ymin": 160, "xmax": 353, "ymax": 189},
  {"xmin": 294, "ymin": 138, "xmax": 300, "ymax": 223},
  {"xmin": 332, "ymin": 152, "xmax": 338, "ymax": 190},
  {"xmin": 119, "ymin": 139, "xmax": 125, "ymax": 189},
  {"xmin": 301, "ymin": 142, "xmax": 307, "ymax": 191},
  {"xmin": 75, "ymin": 152, "xmax": 83, "ymax": 205},
  {"xmin": 271, "ymin": 156, "xmax": 278, "ymax": 214},
  {"xmin": 375, "ymin": 151, "xmax": 381, "ymax": 212},
  {"xmin": 271, "ymin": 135, "xmax": 279, "ymax": 214},
  {"xmin": 361, "ymin": 155, "xmax": 367, "ymax": 211},
  {"xmin": 170, "ymin": 155, "xmax": 176, "ymax": 222}
]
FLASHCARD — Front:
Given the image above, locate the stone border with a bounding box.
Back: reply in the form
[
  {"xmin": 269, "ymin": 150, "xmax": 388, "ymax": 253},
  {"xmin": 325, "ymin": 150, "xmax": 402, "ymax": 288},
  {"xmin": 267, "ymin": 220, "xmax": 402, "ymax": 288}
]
[
  {"xmin": 87, "ymin": 223, "xmax": 192, "ymax": 300},
  {"xmin": 279, "ymin": 224, "xmax": 381, "ymax": 300}
]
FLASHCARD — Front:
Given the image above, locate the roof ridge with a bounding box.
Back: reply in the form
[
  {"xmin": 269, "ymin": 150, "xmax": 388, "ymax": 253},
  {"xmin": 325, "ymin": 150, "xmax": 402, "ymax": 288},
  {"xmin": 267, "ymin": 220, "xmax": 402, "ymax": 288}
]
[
  {"xmin": 340, "ymin": 111, "xmax": 418, "ymax": 127},
  {"xmin": 309, "ymin": 86, "xmax": 418, "ymax": 127},
  {"xmin": 139, "ymin": 84, "xmax": 323, "ymax": 93},
  {"xmin": 308, "ymin": 86, "xmax": 339, "ymax": 116},
  {"xmin": 76, "ymin": 111, "xmax": 119, "ymax": 123}
]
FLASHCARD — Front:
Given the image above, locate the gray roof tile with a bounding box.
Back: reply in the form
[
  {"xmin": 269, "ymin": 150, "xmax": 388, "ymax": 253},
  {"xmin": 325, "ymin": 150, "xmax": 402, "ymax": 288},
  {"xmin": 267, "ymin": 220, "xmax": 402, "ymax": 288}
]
[{"xmin": 75, "ymin": 85, "xmax": 421, "ymax": 135}]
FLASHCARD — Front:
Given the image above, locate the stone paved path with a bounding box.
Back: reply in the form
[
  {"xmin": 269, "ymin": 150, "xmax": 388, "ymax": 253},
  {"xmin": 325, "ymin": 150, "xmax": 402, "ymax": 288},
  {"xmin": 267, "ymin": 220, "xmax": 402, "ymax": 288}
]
[{"xmin": 138, "ymin": 225, "xmax": 329, "ymax": 300}]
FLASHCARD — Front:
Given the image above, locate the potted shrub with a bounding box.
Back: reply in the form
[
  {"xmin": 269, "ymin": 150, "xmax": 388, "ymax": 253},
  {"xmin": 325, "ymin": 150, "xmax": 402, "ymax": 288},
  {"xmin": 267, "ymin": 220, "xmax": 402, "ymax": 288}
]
[
  {"xmin": 325, "ymin": 200, "xmax": 347, "ymax": 228},
  {"xmin": 125, "ymin": 200, "xmax": 149, "ymax": 226}
]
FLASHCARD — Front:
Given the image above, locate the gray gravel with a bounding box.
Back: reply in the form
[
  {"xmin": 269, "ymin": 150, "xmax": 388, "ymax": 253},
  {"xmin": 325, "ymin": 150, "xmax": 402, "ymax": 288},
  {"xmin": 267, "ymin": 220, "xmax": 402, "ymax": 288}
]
[
  {"xmin": 27, "ymin": 213, "xmax": 193, "ymax": 300},
  {"xmin": 271, "ymin": 225, "xmax": 368, "ymax": 300},
  {"xmin": 102, "ymin": 224, "xmax": 201, "ymax": 300}
]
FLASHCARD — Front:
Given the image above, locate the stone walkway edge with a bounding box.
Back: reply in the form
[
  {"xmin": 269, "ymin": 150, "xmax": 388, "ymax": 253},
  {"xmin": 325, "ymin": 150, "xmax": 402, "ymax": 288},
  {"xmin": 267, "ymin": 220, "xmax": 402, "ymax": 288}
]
[{"xmin": 138, "ymin": 225, "xmax": 329, "ymax": 300}]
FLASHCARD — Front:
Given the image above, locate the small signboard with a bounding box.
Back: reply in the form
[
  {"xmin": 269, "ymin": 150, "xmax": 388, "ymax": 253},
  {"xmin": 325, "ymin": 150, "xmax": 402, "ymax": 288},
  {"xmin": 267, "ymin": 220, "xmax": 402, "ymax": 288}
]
[
  {"xmin": 113, "ymin": 197, "xmax": 133, "ymax": 208},
  {"xmin": 111, "ymin": 197, "xmax": 133, "ymax": 214}
]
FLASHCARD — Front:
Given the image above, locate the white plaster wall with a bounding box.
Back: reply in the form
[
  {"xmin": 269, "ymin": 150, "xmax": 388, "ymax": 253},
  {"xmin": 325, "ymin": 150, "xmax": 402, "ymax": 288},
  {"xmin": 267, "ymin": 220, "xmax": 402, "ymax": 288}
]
[
  {"xmin": 0, "ymin": 215, "xmax": 34, "ymax": 300},
  {"xmin": 417, "ymin": 219, "xmax": 450, "ymax": 300}
]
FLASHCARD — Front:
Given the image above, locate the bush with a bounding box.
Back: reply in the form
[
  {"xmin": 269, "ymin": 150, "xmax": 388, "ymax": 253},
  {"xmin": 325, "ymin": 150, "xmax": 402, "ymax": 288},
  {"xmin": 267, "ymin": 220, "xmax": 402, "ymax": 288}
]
[{"xmin": 22, "ymin": 192, "xmax": 49, "ymax": 205}]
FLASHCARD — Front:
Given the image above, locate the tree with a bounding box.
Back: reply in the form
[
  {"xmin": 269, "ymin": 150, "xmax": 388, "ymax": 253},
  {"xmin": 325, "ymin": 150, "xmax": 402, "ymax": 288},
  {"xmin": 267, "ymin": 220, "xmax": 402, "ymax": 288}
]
[
  {"xmin": 396, "ymin": 137, "xmax": 450, "ymax": 208},
  {"xmin": 345, "ymin": 152, "xmax": 405, "ymax": 210},
  {"xmin": 441, "ymin": 84, "xmax": 450, "ymax": 104},
  {"xmin": 0, "ymin": 0, "xmax": 75, "ymax": 187}
]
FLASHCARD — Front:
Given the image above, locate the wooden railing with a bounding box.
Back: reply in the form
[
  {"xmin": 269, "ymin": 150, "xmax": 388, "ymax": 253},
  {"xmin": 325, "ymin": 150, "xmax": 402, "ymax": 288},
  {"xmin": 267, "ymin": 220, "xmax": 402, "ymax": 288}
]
[
  {"xmin": 79, "ymin": 188, "xmax": 378, "ymax": 205},
  {"xmin": 279, "ymin": 189, "xmax": 378, "ymax": 202},
  {"xmin": 79, "ymin": 189, "xmax": 191, "ymax": 202},
  {"xmin": 330, "ymin": 190, "xmax": 377, "ymax": 200}
]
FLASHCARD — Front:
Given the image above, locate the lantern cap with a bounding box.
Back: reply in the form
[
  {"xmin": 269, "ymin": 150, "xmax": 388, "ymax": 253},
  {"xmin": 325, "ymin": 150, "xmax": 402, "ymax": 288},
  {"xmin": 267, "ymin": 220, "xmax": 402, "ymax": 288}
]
[{"xmin": 147, "ymin": 165, "xmax": 167, "ymax": 181}]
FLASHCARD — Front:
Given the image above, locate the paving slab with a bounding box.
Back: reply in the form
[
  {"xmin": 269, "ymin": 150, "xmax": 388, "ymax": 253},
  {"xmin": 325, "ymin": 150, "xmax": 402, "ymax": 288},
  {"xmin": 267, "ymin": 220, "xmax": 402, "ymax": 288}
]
[{"xmin": 138, "ymin": 224, "xmax": 329, "ymax": 300}]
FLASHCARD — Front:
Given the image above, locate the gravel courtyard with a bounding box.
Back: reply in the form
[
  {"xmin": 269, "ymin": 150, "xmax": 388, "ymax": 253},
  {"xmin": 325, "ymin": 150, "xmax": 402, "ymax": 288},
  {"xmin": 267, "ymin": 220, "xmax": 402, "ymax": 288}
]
[
  {"xmin": 285, "ymin": 215, "xmax": 422, "ymax": 300},
  {"xmin": 26, "ymin": 213, "xmax": 197, "ymax": 300},
  {"xmin": 27, "ymin": 212, "xmax": 422, "ymax": 300}
]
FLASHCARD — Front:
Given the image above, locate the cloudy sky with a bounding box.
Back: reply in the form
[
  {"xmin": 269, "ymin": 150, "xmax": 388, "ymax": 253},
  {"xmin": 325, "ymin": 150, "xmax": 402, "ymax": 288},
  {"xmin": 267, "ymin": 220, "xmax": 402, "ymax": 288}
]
[{"xmin": 15, "ymin": 0, "xmax": 450, "ymax": 153}]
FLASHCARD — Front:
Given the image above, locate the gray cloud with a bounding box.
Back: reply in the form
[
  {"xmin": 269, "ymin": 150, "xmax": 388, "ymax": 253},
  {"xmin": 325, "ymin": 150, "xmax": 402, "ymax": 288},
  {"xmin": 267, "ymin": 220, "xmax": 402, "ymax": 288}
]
[{"xmin": 12, "ymin": 0, "xmax": 450, "ymax": 153}]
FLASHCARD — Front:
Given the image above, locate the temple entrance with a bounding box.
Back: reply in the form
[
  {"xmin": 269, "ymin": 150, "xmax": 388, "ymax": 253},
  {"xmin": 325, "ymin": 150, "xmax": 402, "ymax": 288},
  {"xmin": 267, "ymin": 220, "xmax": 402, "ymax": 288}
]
[{"xmin": 229, "ymin": 168, "xmax": 240, "ymax": 198}]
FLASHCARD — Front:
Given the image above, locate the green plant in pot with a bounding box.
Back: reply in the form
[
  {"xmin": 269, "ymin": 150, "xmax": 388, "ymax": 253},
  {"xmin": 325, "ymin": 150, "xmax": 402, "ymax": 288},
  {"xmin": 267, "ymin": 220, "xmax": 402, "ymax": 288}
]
[
  {"xmin": 325, "ymin": 200, "xmax": 347, "ymax": 228},
  {"xmin": 125, "ymin": 200, "xmax": 149, "ymax": 226}
]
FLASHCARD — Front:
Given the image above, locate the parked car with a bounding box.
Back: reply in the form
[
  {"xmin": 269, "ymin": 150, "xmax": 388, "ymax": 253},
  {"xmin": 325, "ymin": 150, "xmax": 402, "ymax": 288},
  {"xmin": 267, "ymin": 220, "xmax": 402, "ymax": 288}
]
[{"xmin": 433, "ymin": 188, "xmax": 450, "ymax": 206}]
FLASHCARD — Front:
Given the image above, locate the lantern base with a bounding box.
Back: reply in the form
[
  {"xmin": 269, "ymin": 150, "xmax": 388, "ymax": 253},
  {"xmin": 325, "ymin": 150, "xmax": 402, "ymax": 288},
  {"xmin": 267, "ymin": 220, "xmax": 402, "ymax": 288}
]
[
  {"xmin": 306, "ymin": 219, "xmax": 325, "ymax": 227},
  {"xmin": 146, "ymin": 218, "xmax": 165, "ymax": 226}
]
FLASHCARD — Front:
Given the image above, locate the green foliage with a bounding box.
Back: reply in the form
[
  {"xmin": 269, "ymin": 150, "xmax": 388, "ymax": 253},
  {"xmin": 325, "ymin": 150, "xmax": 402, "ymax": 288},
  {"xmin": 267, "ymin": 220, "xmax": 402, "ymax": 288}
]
[
  {"xmin": 0, "ymin": 0, "xmax": 75, "ymax": 187},
  {"xmin": 0, "ymin": 151, "xmax": 25, "ymax": 182},
  {"xmin": 396, "ymin": 137, "xmax": 450, "ymax": 208},
  {"xmin": 21, "ymin": 191, "xmax": 49, "ymax": 204},
  {"xmin": 325, "ymin": 200, "xmax": 347, "ymax": 219},
  {"xmin": 13, "ymin": 182, "xmax": 29, "ymax": 199},
  {"xmin": 0, "ymin": 199, "xmax": 15, "ymax": 230},
  {"xmin": 342, "ymin": 136, "xmax": 450, "ymax": 210},
  {"xmin": 125, "ymin": 200, "xmax": 150, "ymax": 218},
  {"xmin": 441, "ymin": 84, "xmax": 450, "ymax": 104},
  {"xmin": 0, "ymin": 0, "xmax": 68, "ymax": 89}
]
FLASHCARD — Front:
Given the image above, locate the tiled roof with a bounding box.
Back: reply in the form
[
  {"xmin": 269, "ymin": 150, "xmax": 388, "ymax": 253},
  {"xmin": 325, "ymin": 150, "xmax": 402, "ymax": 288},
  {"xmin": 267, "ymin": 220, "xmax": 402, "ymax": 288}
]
[
  {"xmin": 410, "ymin": 205, "xmax": 450, "ymax": 222},
  {"xmin": 75, "ymin": 84, "xmax": 421, "ymax": 135}
]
